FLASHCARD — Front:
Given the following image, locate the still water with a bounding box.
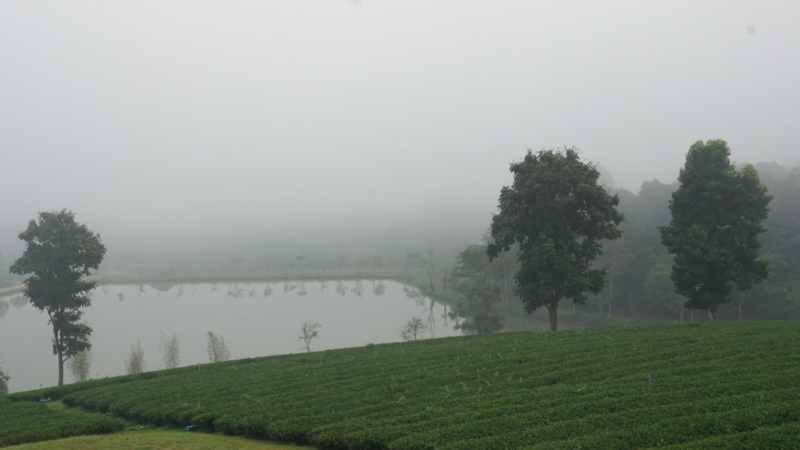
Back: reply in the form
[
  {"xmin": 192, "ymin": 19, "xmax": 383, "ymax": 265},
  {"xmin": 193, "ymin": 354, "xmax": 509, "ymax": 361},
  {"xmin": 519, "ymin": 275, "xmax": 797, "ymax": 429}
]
[{"xmin": 0, "ymin": 280, "xmax": 462, "ymax": 393}]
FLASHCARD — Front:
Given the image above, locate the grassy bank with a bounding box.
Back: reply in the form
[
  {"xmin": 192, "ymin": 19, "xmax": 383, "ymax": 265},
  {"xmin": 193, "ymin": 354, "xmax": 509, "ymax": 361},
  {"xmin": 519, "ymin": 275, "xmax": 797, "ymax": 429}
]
[{"xmin": 7, "ymin": 321, "xmax": 799, "ymax": 449}]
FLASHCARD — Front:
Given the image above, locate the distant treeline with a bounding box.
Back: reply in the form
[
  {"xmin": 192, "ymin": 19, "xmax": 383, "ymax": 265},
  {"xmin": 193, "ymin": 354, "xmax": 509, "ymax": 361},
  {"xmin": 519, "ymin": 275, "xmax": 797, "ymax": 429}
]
[{"xmin": 450, "ymin": 162, "xmax": 800, "ymax": 323}]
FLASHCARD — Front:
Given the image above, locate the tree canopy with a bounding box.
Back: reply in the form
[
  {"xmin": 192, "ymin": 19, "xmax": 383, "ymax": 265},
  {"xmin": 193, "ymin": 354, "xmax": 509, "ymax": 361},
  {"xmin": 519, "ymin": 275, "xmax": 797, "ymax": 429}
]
[
  {"xmin": 9, "ymin": 210, "xmax": 106, "ymax": 386},
  {"xmin": 488, "ymin": 147, "xmax": 624, "ymax": 331},
  {"xmin": 659, "ymin": 140, "xmax": 771, "ymax": 321}
]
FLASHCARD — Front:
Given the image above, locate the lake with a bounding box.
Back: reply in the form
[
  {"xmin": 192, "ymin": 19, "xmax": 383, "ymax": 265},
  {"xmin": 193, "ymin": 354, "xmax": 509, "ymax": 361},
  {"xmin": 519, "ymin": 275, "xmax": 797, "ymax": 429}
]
[{"xmin": 1, "ymin": 280, "xmax": 469, "ymax": 393}]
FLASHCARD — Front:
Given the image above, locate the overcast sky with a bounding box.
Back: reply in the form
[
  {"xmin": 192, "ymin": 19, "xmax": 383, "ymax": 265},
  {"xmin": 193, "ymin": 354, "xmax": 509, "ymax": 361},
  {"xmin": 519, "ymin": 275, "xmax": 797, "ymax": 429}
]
[{"xmin": 1, "ymin": 1, "xmax": 799, "ymax": 259}]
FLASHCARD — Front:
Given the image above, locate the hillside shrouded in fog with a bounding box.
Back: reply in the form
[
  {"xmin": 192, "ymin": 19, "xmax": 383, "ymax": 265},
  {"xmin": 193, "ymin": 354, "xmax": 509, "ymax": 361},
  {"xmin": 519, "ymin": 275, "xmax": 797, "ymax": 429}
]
[{"xmin": 1, "ymin": 1, "xmax": 799, "ymax": 268}]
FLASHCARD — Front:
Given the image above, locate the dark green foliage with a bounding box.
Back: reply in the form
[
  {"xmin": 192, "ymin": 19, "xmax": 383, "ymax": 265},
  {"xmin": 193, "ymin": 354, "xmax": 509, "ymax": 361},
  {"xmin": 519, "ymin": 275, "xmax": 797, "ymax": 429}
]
[
  {"xmin": 448, "ymin": 283, "xmax": 506, "ymax": 334},
  {"xmin": 9, "ymin": 210, "xmax": 106, "ymax": 386},
  {"xmin": 0, "ymin": 369, "xmax": 9, "ymax": 395},
  {"xmin": 660, "ymin": 140, "xmax": 772, "ymax": 320},
  {"xmin": 449, "ymin": 244, "xmax": 515, "ymax": 333},
  {"xmin": 0, "ymin": 402, "xmax": 125, "ymax": 447},
  {"xmin": 10, "ymin": 322, "xmax": 794, "ymax": 449},
  {"xmin": 488, "ymin": 148, "xmax": 624, "ymax": 330}
]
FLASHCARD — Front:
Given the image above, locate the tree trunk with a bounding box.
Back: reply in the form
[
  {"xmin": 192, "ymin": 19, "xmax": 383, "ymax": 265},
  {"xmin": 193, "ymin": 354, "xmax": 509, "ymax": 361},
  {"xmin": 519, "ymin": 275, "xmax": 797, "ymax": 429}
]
[
  {"xmin": 709, "ymin": 304, "xmax": 718, "ymax": 322},
  {"xmin": 52, "ymin": 324, "xmax": 65, "ymax": 386},
  {"xmin": 691, "ymin": 309, "xmax": 694, "ymax": 322},
  {"xmin": 57, "ymin": 349, "xmax": 64, "ymax": 386},
  {"xmin": 680, "ymin": 305, "xmax": 684, "ymax": 324},
  {"xmin": 738, "ymin": 299, "xmax": 744, "ymax": 321},
  {"xmin": 546, "ymin": 297, "xmax": 559, "ymax": 332}
]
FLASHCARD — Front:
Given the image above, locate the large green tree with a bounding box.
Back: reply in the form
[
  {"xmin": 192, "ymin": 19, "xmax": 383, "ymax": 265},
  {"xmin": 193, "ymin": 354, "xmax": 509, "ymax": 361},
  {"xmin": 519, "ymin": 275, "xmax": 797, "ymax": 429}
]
[
  {"xmin": 9, "ymin": 210, "xmax": 106, "ymax": 386},
  {"xmin": 659, "ymin": 140, "xmax": 771, "ymax": 321},
  {"xmin": 488, "ymin": 148, "xmax": 624, "ymax": 331}
]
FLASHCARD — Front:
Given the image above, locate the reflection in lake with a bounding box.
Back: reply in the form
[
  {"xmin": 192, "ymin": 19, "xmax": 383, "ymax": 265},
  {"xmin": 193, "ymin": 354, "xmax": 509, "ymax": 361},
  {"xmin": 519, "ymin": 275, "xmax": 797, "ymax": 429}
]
[{"xmin": 0, "ymin": 280, "xmax": 461, "ymax": 393}]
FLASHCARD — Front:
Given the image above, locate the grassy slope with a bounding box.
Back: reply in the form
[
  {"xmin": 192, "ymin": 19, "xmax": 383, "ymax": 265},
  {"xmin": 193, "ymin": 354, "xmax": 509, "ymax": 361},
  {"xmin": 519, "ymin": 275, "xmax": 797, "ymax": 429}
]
[
  {"xmin": 7, "ymin": 429, "xmax": 312, "ymax": 450},
  {"xmin": 9, "ymin": 322, "xmax": 800, "ymax": 449}
]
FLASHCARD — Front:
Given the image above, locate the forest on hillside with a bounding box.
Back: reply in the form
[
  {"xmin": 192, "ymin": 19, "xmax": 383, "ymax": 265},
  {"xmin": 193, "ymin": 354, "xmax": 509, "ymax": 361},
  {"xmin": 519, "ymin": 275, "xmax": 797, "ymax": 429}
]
[{"xmin": 450, "ymin": 162, "xmax": 800, "ymax": 324}]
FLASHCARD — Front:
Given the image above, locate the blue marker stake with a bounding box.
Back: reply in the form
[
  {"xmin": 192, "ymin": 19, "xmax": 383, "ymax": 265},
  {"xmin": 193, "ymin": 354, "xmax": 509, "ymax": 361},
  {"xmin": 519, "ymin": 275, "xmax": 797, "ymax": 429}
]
[
  {"xmin": 186, "ymin": 425, "xmax": 196, "ymax": 432},
  {"xmin": 648, "ymin": 373, "xmax": 652, "ymax": 385}
]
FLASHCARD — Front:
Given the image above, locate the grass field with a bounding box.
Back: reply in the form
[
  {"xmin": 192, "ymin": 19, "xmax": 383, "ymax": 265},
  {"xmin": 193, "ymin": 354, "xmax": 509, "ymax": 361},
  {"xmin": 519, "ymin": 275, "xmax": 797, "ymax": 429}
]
[
  {"xmin": 5, "ymin": 321, "xmax": 800, "ymax": 449},
  {"xmin": 7, "ymin": 429, "xmax": 311, "ymax": 450}
]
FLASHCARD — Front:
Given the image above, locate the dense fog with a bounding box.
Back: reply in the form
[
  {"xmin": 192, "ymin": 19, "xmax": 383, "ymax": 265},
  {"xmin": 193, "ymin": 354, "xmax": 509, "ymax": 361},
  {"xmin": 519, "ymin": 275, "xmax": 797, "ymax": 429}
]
[{"xmin": 2, "ymin": 1, "xmax": 799, "ymax": 268}]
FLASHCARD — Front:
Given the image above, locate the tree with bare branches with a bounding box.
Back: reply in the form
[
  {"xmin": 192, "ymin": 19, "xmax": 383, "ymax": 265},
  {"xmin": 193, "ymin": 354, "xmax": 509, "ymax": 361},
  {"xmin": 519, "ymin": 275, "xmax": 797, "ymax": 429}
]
[{"xmin": 299, "ymin": 320, "xmax": 322, "ymax": 352}]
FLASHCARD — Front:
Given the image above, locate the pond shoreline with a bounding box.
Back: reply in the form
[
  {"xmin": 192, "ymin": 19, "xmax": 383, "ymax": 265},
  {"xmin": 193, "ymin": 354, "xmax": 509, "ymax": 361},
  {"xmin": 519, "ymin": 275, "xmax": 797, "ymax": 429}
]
[{"xmin": 2, "ymin": 268, "xmax": 602, "ymax": 331}]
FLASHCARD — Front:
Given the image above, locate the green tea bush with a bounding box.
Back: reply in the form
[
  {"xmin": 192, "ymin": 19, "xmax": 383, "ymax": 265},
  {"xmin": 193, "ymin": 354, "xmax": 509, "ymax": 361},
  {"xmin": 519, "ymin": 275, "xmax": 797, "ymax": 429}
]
[
  {"xmin": 0, "ymin": 402, "xmax": 125, "ymax": 447},
  {"xmin": 13, "ymin": 322, "xmax": 800, "ymax": 449}
]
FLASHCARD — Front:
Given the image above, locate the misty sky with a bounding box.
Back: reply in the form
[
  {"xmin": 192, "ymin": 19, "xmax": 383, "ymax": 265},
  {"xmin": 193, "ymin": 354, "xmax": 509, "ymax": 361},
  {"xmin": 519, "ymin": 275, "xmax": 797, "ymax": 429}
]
[{"xmin": 2, "ymin": 1, "xmax": 799, "ymax": 260}]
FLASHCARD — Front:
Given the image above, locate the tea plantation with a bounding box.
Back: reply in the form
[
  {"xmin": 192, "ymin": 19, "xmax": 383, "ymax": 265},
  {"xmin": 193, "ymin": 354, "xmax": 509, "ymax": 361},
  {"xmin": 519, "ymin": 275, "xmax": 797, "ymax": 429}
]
[
  {"xmin": 5, "ymin": 322, "xmax": 800, "ymax": 449},
  {"xmin": 0, "ymin": 401, "xmax": 125, "ymax": 447}
]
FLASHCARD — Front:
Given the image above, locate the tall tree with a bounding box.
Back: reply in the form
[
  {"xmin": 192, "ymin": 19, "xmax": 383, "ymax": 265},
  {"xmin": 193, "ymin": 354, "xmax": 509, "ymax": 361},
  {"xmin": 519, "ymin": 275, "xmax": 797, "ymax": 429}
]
[
  {"xmin": 9, "ymin": 210, "xmax": 106, "ymax": 386},
  {"xmin": 488, "ymin": 148, "xmax": 624, "ymax": 331},
  {"xmin": 659, "ymin": 140, "xmax": 772, "ymax": 321}
]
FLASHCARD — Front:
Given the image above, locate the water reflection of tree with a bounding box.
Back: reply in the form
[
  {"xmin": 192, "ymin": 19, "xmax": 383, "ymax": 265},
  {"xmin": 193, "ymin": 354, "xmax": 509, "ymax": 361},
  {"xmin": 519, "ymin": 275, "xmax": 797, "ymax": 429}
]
[
  {"xmin": 0, "ymin": 299, "xmax": 8, "ymax": 318},
  {"xmin": 248, "ymin": 284, "xmax": 257, "ymax": 298},
  {"xmin": 335, "ymin": 280, "xmax": 348, "ymax": 296},
  {"xmin": 352, "ymin": 280, "xmax": 364, "ymax": 297},
  {"xmin": 137, "ymin": 284, "xmax": 145, "ymax": 296},
  {"xmin": 372, "ymin": 280, "xmax": 386, "ymax": 296},
  {"xmin": 263, "ymin": 283, "xmax": 273, "ymax": 298},
  {"xmin": 176, "ymin": 285, "xmax": 184, "ymax": 297},
  {"xmin": 227, "ymin": 283, "xmax": 244, "ymax": 299},
  {"xmin": 284, "ymin": 283, "xmax": 296, "ymax": 293},
  {"xmin": 101, "ymin": 285, "xmax": 109, "ymax": 294},
  {"xmin": 298, "ymin": 282, "xmax": 307, "ymax": 296},
  {"xmin": 426, "ymin": 298, "xmax": 437, "ymax": 338},
  {"xmin": 211, "ymin": 283, "xmax": 219, "ymax": 292},
  {"xmin": 320, "ymin": 281, "xmax": 329, "ymax": 292},
  {"xmin": 191, "ymin": 285, "xmax": 196, "ymax": 295},
  {"xmin": 403, "ymin": 286, "xmax": 426, "ymax": 307}
]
